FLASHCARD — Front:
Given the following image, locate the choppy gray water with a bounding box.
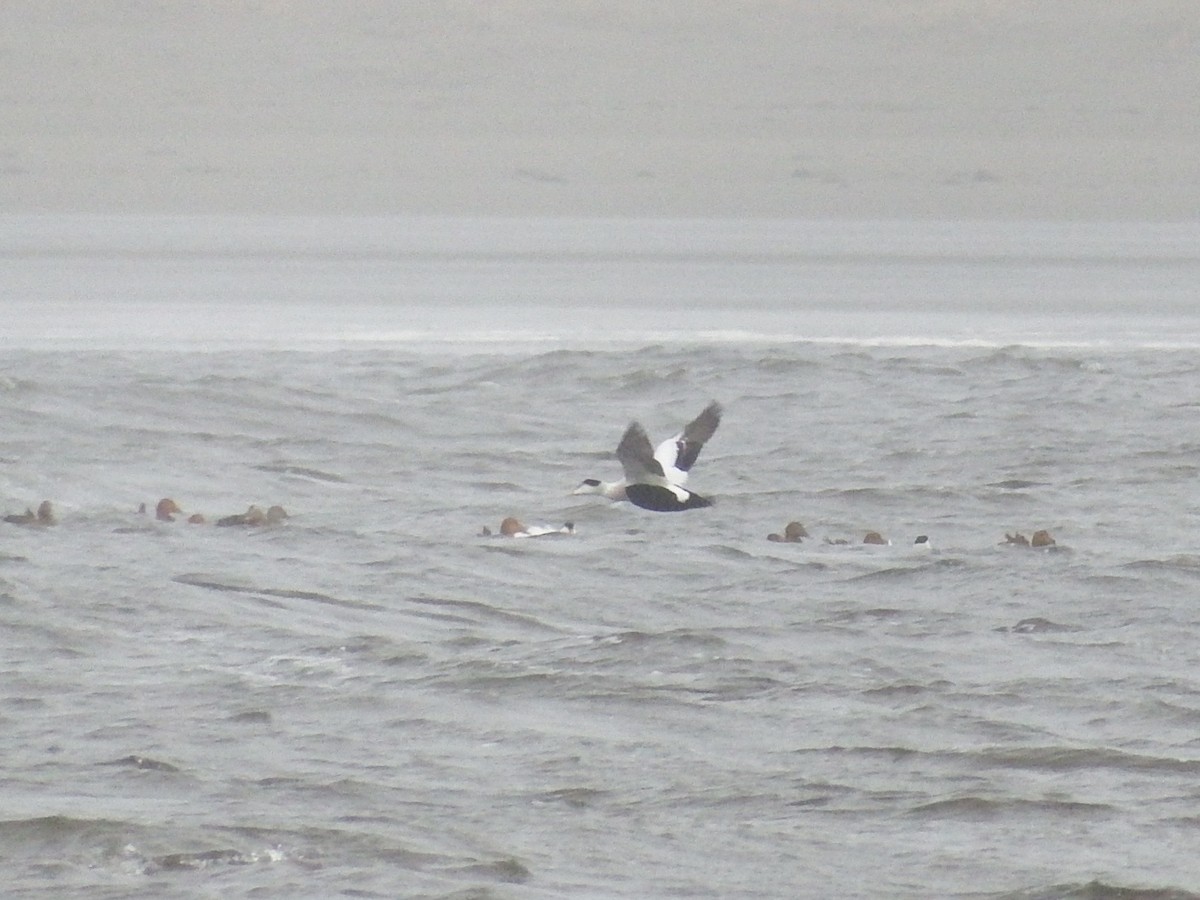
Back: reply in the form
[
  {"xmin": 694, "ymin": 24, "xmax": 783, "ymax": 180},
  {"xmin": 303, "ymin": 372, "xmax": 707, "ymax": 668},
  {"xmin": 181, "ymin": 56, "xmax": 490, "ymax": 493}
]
[{"xmin": 3, "ymin": 217, "xmax": 1200, "ymax": 898}]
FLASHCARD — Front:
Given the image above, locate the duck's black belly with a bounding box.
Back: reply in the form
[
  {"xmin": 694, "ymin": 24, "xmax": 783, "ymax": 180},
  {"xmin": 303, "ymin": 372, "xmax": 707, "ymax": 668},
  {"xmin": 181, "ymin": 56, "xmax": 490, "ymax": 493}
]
[{"xmin": 626, "ymin": 483, "xmax": 712, "ymax": 512}]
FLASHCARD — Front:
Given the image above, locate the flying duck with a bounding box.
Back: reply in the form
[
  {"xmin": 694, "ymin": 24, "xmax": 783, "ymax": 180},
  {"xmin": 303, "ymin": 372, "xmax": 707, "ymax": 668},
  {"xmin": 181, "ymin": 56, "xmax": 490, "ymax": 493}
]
[
  {"xmin": 574, "ymin": 401, "xmax": 721, "ymax": 503},
  {"xmin": 614, "ymin": 419, "xmax": 715, "ymax": 512}
]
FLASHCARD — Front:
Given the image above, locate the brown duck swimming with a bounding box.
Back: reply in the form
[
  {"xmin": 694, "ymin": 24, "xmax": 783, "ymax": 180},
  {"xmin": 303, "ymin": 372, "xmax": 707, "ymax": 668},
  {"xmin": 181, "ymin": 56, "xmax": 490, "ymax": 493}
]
[
  {"xmin": 216, "ymin": 505, "xmax": 289, "ymax": 527},
  {"xmin": 4, "ymin": 500, "xmax": 56, "ymax": 526},
  {"xmin": 767, "ymin": 521, "xmax": 809, "ymax": 543}
]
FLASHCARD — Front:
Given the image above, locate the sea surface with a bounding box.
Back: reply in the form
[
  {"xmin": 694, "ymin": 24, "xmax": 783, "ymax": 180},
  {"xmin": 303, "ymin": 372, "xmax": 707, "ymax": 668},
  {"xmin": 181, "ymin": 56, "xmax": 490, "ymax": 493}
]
[{"xmin": 3, "ymin": 215, "xmax": 1200, "ymax": 899}]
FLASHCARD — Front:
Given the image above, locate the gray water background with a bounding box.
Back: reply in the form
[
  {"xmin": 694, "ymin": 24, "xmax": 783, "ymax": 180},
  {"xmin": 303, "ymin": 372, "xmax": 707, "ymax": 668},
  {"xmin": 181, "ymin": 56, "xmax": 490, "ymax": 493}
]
[{"xmin": 3, "ymin": 216, "xmax": 1200, "ymax": 898}]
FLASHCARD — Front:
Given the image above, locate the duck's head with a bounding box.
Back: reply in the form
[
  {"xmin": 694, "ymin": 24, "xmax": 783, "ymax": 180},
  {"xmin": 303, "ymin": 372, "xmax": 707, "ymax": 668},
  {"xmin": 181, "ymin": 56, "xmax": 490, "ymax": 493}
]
[
  {"xmin": 36, "ymin": 500, "xmax": 56, "ymax": 524},
  {"xmin": 155, "ymin": 498, "xmax": 183, "ymax": 521},
  {"xmin": 783, "ymin": 521, "xmax": 809, "ymax": 542}
]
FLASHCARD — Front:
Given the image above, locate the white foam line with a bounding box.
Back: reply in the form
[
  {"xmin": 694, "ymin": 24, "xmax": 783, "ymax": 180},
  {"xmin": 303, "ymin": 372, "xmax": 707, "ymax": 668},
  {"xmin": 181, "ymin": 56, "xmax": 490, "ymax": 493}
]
[{"xmin": 8, "ymin": 330, "xmax": 1200, "ymax": 353}]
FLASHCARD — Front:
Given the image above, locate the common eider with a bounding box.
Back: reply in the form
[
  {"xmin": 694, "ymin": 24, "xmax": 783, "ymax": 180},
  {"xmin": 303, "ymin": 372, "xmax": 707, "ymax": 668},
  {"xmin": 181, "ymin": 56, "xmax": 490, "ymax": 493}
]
[
  {"xmin": 614, "ymin": 419, "xmax": 714, "ymax": 512},
  {"xmin": 481, "ymin": 516, "xmax": 575, "ymax": 538},
  {"xmin": 4, "ymin": 500, "xmax": 56, "ymax": 526},
  {"xmin": 574, "ymin": 401, "xmax": 721, "ymax": 503},
  {"xmin": 767, "ymin": 521, "xmax": 809, "ymax": 543}
]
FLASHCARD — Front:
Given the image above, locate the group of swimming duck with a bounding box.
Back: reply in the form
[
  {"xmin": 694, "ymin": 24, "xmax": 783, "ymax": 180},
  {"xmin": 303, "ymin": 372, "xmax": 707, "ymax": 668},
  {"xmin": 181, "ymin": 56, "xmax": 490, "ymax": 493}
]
[
  {"xmin": 482, "ymin": 400, "xmax": 1059, "ymax": 549},
  {"xmin": 138, "ymin": 497, "xmax": 289, "ymax": 527},
  {"xmin": 2, "ymin": 498, "xmax": 289, "ymax": 529},
  {"xmin": 765, "ymin": 522, "xmax": 926, "ymax": 547},
  {"xmin": 762, "ymin": 520, "xmax": 1055, "ymax": 550}
]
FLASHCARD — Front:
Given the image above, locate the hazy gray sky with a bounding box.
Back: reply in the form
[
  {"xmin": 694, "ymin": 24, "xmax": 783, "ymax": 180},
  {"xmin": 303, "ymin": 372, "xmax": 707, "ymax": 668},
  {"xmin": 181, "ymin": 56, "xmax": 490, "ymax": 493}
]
[{"xmin": 3, "ymin": 1, "xmax": 1198, "ymax": 219}]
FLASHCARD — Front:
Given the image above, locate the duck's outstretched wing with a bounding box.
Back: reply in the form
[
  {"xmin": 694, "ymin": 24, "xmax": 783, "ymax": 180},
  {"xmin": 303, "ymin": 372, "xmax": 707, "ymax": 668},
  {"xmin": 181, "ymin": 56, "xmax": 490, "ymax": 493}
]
[
  {"xmin": 616, "ymin": 422, "xmax": 668, "ymax": 485},
  {"xmin": 653, "ymin": 400, "xmax": 722, "ymax": 484}
]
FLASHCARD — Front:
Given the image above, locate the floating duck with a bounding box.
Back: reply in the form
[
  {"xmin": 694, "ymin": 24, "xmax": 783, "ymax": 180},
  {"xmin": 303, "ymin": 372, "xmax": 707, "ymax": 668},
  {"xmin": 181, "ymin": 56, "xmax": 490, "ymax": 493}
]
[
  {"xmin": 216, "ymin": 505, "xmax": 263, "ymax": 527},
  {"xmin": 767, "ymin": 521, "xmax": 809, "ymax": 543},
  {"xmin": 822, "ymin": 531, "xmax": 891, "ymax": 546},
  {"xmin": 1002, "ymin": 530, "xmax": 1057, "ymax": 549},
  {"xmin": 913, "ymin": 535, "xmax": 932, "ymax": 550},
  {"xmin": 480, "ymin": 516, "xmax": 575, "ymax": 538},
  {"xmin": 4, "ymin": 500, "xmax": 56, "ymax": 526},
  {"xmin": 574, "ymin": 401, "xmax": 721, "ymax": 503},
  {"xmin": 214, "ymin": 505, "xmax": 284, "ymax": 527},
  {"xmin": 154, "ymin": 498, "xmax": 184, "ymax": 522},
  {"xmin": 1030, "ymin": 530, "xmax": 1056, "ymax": 547}
]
